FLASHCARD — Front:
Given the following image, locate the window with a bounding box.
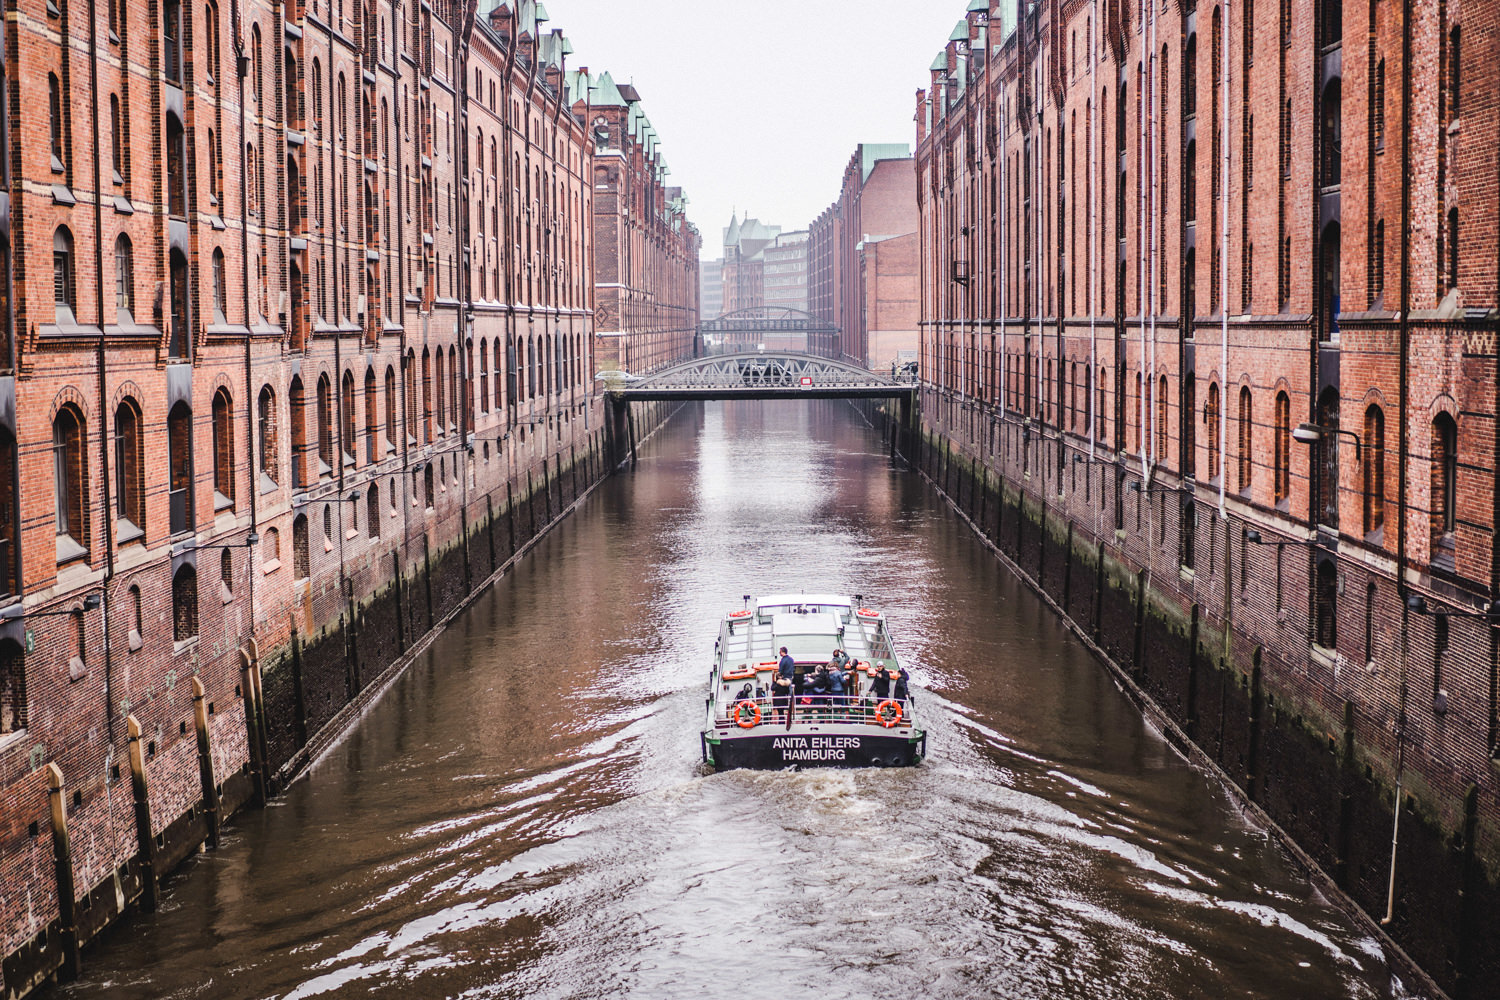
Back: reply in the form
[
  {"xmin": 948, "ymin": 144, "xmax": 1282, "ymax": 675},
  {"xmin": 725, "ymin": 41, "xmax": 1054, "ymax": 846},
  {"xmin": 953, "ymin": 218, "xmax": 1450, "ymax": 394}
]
[
  {"xmin": 166, "ymin": 114, "xmax": 186, "ymax": 218},
  {"xmin": 163, "ymin": 0, "xmax": 183, "ymax": 84},
  {"xmin": 384, "ymin": 366, "xmax": 398, "ymax": 453},
  {"xmin": 168, "ymin": 249, "xmax": 190, "ymax": 358},
  {"xmin": 0, "ymin": 641, "xmax": 22, "ymax": 733},
  {"xmin": 212, "ymin": 249, "xmax": 226, "ymax": 324},
  {"xmin": 1157, "ymin": 375, "xmax": 1169, "ymax": 464},
  {"xmin": 1446, "ymin": 209, "xmax": 1458, "ymax": 292},
  {"xmin": 114, "ymin": 399, "xmax": 144, "ymax": 536},
  {"xmin": 1205, "ymin": 383, "xmax": 1221, "ymax": 480},
  {"xmin": 212, "ymin": 389, "xmax": 234, "ymax": 507},
  {"xmin": 1315, "ymin": 559, "xmax": 1338, "ymax": 649},
  {"xmin": 316, "ymin": 375, "xmax": 334, "ymax": 473},
  {"xmin": 0, "ymin": 429, "xmax": 17, "ymax": 598},
  {"xmin": 341, "ymin": 370, "xmax": 356, "ymax": 463},
  {"xmin": 53, "ymin": 406, "xmax": 87, "ymax": 556},
  {"xmin": 1371, "ymin": 220, "xmax": 1385, "ymax": 306},
  {"xmin": 1373, "ymin": 61, "xmax": 1386, "ymax": 152},
  {"xmin": 434, "ymin": 350, "xmax": 446, "ymax": 435},
  {"xmin": 257, "ymin": 385, "xmax": 277, "ymax": 487},
  {"xmin": 1432, "ymin": 413, "xmax": 1458, "ymax": 567},
  {"xmin": 423, "ymin": 464, "xmax": 434, "ymax": 509},
  {"xmin": 114, "ymin": 234, "xmax": 134, "ymax": 323},
  {"xmin": 1238, "ymin": 387, "xmax": 1253, "ymax": 494},
  {"xmin": 365, "ymin": 368, "xmax": 378, "ymax": 462},
  {"xmin": 1316, "ymin": 388, "xmax": 1340, "ymax": 528},
  {"xmin": 109, "ymin": 94, "xmax": 123, "ymax": 183},
  {"xmin": 422, "ymin": 349, "xmax": 433, "ymax": 440},
  {"xmin": 172, "ymin": 565, "xmax": 198, "ymax": 642},
  {"xmin": 367, "ymin": 483, "xmax": 380, "ymax": 540},
  {"xmin": 54, "ymin": 227, "xmax": 75, "ymax": 324},
  {"xmin": 479, "ymin": 338, "xmax": 490, "ymax": 413},
  {"xmin": 1274, "ymin": 392, "xmax": 1291, "ymax": 504},
  {"xmin": 168, "ymin": 402, "xmax": 194, "ymax": 534},
  {"xmin": 1364, "ymin": 405, "xmax": 1385, "ymax": 538},
  {"xmin": 292, "ymin": 513, "xmax": 310, "ymax": 579},
  {"xmin": 48, "ymin": 74, "xmax": 64, "ymax": 172},
  {"xmin": 220, "ymin": 548, "xmax": 234, "ymax": 600},
  {"xmin": 323, "ymin": 504, "xmax": 333, "ymax": 541},
  {"xmin": 1321, "ymin": 80, "xmax": 1341, "ymax": 190}
]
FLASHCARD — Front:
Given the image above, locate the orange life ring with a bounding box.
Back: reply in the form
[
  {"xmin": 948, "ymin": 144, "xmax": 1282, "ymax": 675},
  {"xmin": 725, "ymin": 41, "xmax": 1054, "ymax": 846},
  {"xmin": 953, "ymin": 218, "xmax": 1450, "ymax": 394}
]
[
  {"xmin": 733, "ymin": 700, "xmax": 761, "ymax": 729},
  {"xmin": 874, "ymin": 700, "xmax": 902, "ymax": 728},
  {"xmin": 723, "ymin": 667, "xmax": 756, "ymax": 681},
  {"xmin": 728, "ymin": 609, "xmax": 752, "ymax": 619}
]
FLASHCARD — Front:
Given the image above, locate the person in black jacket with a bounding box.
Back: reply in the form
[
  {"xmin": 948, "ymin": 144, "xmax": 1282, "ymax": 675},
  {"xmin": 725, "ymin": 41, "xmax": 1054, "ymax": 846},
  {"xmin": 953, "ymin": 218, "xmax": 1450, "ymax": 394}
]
[
  {"xmin": 869, "ymin": 662, "xmax": 892, "ymax": 704},
  {"xmin": 891, "ymin": 665, "xmax": 911, "ymax": 713}
]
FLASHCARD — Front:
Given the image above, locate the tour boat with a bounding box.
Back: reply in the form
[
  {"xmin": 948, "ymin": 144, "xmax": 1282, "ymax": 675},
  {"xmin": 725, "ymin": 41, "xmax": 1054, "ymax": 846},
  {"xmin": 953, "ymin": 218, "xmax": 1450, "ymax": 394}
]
[{"xmin": 700, "ymin": 594, "xmax": 927, "ymax": 769}]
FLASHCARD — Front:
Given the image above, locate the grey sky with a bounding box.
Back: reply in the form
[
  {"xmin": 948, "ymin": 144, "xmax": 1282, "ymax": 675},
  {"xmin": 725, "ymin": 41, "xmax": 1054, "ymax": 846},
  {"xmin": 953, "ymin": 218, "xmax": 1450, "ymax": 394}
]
[{"xmin": 547, "ymin": 1, "xmax": 964, "ymax": 257}]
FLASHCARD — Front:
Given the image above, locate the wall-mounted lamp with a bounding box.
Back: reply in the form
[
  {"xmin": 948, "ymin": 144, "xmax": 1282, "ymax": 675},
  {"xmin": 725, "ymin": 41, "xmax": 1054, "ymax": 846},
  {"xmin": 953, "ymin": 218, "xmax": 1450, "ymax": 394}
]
[
  {"xmin": 1128, "ymin": 481, "xmax": 1190, "ymax": 495},
  {"xmin": 1245, "ymin": 529, "xmax": 1320, "ymax": 548},
  {"xmin": 181, "ymin": 530, "xmax": 261, "ymax": 553},
  {"xmin": 1404, "ymin": 593, "xmax": 1499, "ymax": 622},
  {"xmin": 1291, "ymin": 422, "xmax": 1362, "ymax": 463},
  {"xmin": 0, "ymin": 591, "xmax": 102, "ymax": 625}
]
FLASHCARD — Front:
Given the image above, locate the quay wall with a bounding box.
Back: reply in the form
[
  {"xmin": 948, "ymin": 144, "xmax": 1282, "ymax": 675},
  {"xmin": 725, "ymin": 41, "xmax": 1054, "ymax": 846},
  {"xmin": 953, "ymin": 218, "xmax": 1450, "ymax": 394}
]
[{"xmin": 877, "ymin": 394, "xmax": 1497, "ymax": 1000}]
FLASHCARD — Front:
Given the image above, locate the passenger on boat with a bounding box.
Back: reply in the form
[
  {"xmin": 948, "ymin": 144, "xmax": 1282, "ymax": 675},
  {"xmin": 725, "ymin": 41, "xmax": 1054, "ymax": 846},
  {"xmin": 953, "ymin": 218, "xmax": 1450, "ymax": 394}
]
[
  {"xmin": 892, "ymin": 665, "xmax": 911, "ymax": 712},
  {"xmin": 826, "ymin": 660, "xmax": 847, "ymax": 718},
  {"xmin": 806, "ymin": 662, "xmax": 831, "ymax": 716},
  {"xmin": 774, "ymin": 648, "xmax": 795, "ymax": 727},
  {"xmin": 830, "ymin": 648, "xmax": 851, "ymax": 670},
  {"xmin": 869, "ymin": 662, "xmax": 893, "ymax": 704},
  {"xmin": 735, "ymin": 682, "xmax": 754, "ymax": 704}
]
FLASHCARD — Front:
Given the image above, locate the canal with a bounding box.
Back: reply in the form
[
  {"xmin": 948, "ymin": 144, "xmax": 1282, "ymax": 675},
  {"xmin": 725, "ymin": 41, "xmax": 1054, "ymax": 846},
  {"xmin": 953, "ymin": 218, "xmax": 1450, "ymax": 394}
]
[{"xmin": 53, "ymin": 401, "xmax": 1411, "ymax": 999}]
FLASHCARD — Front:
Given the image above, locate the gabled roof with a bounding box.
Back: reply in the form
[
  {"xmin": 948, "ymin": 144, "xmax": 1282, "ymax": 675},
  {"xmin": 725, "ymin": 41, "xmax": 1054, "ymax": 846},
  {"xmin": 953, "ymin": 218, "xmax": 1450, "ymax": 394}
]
[{"xmin": 949, "ymin": 19, "xmax": 969, "ymax": 41}]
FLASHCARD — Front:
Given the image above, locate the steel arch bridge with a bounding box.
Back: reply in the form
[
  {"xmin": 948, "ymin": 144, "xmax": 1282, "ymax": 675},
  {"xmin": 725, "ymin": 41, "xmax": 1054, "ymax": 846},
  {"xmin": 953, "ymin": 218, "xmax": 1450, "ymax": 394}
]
[
  {"xmin": 698, "ymin": 305, "xmax": 838, "ymax": 337},
  {"xmin": 605, "ymin": 351, "xmax": 917, "ymax": 401}
]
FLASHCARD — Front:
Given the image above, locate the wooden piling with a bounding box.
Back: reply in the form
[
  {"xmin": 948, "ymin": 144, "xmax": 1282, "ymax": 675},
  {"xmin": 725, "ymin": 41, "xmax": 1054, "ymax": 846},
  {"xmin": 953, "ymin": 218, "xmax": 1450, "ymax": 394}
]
[
  {"xmin": 191, "ymin": 677, "xmax": 220, "ymax": 849},
  {"xmin": 45, "ymin": 763, "xmax": 79, "ymax": 981},
  {"xmin": 125, "ymin": 715, "xmax": 158, "ymax": 913}
]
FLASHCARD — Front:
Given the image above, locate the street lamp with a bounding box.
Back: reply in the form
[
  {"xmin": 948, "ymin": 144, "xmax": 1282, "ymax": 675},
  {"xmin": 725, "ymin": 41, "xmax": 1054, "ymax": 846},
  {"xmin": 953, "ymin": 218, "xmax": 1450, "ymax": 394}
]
[
  {"xmin": 1292, "ymin": 422, "xmax": 1362, "ymax": 463},
  {"xmin": 1404, "ymin": 593, "xmax": 1499, "ymax": 622},
  {"xmin": 1128, "ymin": 481, "xmax": 1191, "ymax": 495},
  {"xmin": 0, "ymin": 591, "xmax": 101, "ymax": 625},
  {"xmin": 1245, "ymin": 529, "xmax": 1320, "ymax": 547}
]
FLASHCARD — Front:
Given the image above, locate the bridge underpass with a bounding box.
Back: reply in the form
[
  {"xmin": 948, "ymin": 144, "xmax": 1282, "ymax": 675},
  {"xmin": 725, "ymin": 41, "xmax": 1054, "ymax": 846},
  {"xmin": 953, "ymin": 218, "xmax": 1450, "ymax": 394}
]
[{"xmin": 598, "ymin": 351, "xmax": 919, "ymax": 464}]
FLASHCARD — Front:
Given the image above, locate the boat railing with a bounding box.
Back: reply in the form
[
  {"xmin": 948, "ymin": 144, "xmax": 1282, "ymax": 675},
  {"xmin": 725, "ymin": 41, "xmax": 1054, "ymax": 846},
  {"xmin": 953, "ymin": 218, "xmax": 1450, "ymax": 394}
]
[{"xmin": 713, "ymin": 693, "xmax": 914, "ymax": 731}]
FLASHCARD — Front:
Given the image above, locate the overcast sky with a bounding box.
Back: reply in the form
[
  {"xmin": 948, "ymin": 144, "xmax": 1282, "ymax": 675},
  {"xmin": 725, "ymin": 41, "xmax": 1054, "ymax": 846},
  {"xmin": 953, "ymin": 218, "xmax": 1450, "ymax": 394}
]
[{"xmin": 547, "ymin": 0, "xmax": 965, "ymax": 257}]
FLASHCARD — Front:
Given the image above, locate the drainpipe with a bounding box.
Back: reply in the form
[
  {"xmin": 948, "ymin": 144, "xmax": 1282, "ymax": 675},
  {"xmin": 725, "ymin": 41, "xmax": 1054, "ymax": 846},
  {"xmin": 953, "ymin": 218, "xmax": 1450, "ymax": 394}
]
[
  {"xmin": 999, "ymin": 86, "xmax": 1007, "ymax": 428},
  {"xmin": 1382, "ymin": 0, "xmax": 1414, "ymax": 924},
  {"xmin": 1137, "ymin": 18, "xmax": 1147, "ymax": 477},
  {"xmin": 1147, "ymin": 0, "xmax": 1158, "ymax": 478},
  {"xmin": 1219, "ymin": 0, "xmax": 1230, "ymax": 521},
  {"xmin": 1088, "ymin": 0, "xmax": 1097, "ymax": 462},
  {"xmin": 87, "ymin": 0, "xmax": 116, "ymax": 748}
]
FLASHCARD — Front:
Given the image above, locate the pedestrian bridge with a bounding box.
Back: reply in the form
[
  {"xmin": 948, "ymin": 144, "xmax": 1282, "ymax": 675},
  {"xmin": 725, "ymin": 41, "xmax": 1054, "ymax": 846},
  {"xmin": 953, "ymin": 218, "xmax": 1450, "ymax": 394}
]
[{"xmin": 601, "ymin": 352, "xmax": 917, "ymax": 402}]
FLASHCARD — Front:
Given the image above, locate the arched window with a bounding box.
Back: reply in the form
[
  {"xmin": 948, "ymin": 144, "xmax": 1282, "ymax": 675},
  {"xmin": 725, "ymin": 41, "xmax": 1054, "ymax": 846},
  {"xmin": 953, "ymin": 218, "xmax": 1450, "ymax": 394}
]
[
  {"xmin": 434, "ymin": 349, "xmax": 447, "ymax": 435},
  {"xmin": 114, "ymin": 233, "xmax": 134, "ymax": 322},
  {"xmin": 448, "ymin": 345, "xmax": 459, "ymax": 429},
  {"xmin": 114, "ymin": 399, "xmax": 144, "ymax": 536},
  {"xmin": 1157, "ymin": 375, "xmax": 1169, "ymax": 464},
  {"xmin": 262, "ymin": 526, "xmax": 280, "ymax": 567},
  {"xmin": 292, "ymin": 513, "xmax": 309, "ymax": 579},
  {"xmin": 322, "ymin": 504, "xmax": 333, "ymax": 542},
  {"xmin": 1363, "ymin": 405, "xmax": 1385, "ymax": 538},
  {"xmin": 365, "ymin": 368, "xmax": 378, "ymax": 462},
  {"xmin": 54, "ymin": 227, "xmax": 76, "ymax": 324},
  {"xmin": 53, "ymin": 405, "xmax": 88, "ymax": 557},
  {"xmin": 316, "ymin": 374, "xmax": 334, "ymax": 473},
  {"xmin": 1205, "ymin": 383, "xmax": 1221, "ymax": 481},
  {"xmin": 166, "ymin": 113, "xmax": 187, "ymax": 219},
  {"xmin": 172, "ymin": 564, "xmax": 198, "ymax": 642},
  {"xmin": 212, "ymin": 388, "xmax": 234, "ymax": 507},
  {"xmin": 423, "ymin": 464, "xmax": 434, "ymax": 509},
  {"xmin": 48, "ymin": 73, "xmax": 64, "ymax": 171},
  {"xmin": 211, "ymin": 248, "xmax": 226, "ymax": 324},
  {"xmin": 479, "ymin": 338, "xmax": 490, "ymax": 414},
  {"xmin": 1432, "ymin": 413, "xmax": 1458, "ymax": 567},
  {"xmin": 422, "ymin": 348, "xmax": 434, "ymax": 440},
  {"xmin": 494, "ymin": 340, "xmax": 504, "ymax": 410},
  {"xmin": 167, "ymin": 402, "xmax": 194, "ymax": 534},
  {"xmin": 289, "ymin": 376, "xmax": 308, "ymax": 486},
  {"xmin": 1315, "ymin": 559, "xmax": 1338, "ymax": 649},
  {"xmin": 384, "ymin": 366, "xmax": 398, "ymax": 454},
  {"xmin": 1274, "ymin": 391, "xmax": 1291, "ymax": 505},
  {"xmin": 219, "ymin": 548, "xmax": 233, "ymax": 599},
  {"xmin": 367, "ymin": 482, "xmax": 380, "ymax": 540},
  {"xmin": 340, "ymin": 369, "xmax": 356, "ymax": 462},
  {"xmin": 258, "ymin": 385, "xmax": 277, "ymax": 487},
  {"xmin": 1316, "ymin": 388, "xmax": 1340, "ymax": 528},
  {"xmin": 1182, "ymin": 377, "xmax": 1196, "ymax": 477},
  {"xmin": 1321, "ymin": 79, "xmax": 1341, "ymax": 191},
  {"xmin": 1237, "ymin": 386, "xmax": 1253, "ymax": 495}
]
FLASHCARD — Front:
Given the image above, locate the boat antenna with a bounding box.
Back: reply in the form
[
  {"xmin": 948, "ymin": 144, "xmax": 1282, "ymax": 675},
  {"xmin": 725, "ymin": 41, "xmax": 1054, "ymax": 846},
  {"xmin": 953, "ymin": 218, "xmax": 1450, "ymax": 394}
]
[{"xmin": 741, "ymin": 594, "xmax": 751, "ymax": 607}]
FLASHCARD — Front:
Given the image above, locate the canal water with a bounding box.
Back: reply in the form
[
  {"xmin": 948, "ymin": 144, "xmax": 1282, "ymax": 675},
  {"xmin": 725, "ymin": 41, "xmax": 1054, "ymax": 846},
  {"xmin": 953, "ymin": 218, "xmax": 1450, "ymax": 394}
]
[{"xmin": 55, "ymin": 402, "xmax": 1413, "ymax": 1000}]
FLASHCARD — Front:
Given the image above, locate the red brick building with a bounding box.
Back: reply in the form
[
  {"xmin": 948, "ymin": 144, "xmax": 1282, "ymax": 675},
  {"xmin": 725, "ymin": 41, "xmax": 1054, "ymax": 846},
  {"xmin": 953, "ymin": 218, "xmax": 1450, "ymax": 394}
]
[
  {"xmin": 577, "ymin": 72, "xmax": 701, "ymax": 377},
  {"xmin": 917, "ymin": 0, "xmax": 1500, "ymax": 988},
  {"xmin": 809, "ymin": 144, "xmax": 920, "ymax": 366},
  {"xmin": 0, "ymin": 1, "xmax": 694, "ymax": 993}
]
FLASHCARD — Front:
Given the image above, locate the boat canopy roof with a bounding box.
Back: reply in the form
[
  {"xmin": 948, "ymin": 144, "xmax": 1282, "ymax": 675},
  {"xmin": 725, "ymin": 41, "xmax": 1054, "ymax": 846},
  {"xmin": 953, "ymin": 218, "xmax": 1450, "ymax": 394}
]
[
  {"xmin": 754, "ymin": 594, "xmax": 853, "ymax": 613},
  {"xmin": 772, "ymin": 612, "xmax": 844, "ymax": 660}
]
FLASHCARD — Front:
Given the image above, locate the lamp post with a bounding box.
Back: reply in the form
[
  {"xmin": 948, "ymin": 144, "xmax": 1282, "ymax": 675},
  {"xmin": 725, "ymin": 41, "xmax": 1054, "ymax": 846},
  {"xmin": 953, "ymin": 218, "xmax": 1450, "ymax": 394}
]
[{"xmin": 1292, "ymin": 422, "xmax": 1363, "ymax": 463}]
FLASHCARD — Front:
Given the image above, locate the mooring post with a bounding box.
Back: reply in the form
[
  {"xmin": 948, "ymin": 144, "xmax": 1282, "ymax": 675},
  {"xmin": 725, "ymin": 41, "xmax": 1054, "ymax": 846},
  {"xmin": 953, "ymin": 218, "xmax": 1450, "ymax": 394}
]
[
  {"xmin": 240, "ymin": 649, "xmax": 267, "ymax": 806},
  {"xmin": 1335, "ymin": 699, "xmax": 1356, "ymax": 887},
  {"xmin": 45, "ymin": 762, "xmax": 80, "ymax": 981},
  {"xmin": 125, "ymin": 715, "xmax": 159, "ymax": 912},
  {"xmin": 191, "ymin": 677, "xmax": 220, "ymax": 850},
  {"xmin": 248, "ymin": 640, "xmax": 271, "ymax": 794},
  {"xmin": 1185, "ymin": 604, "xmax": 1201, "ymax": 737},
  {"xmin": 1246, "ymin": 648, "xmax": 1264, "ymax": 800}
]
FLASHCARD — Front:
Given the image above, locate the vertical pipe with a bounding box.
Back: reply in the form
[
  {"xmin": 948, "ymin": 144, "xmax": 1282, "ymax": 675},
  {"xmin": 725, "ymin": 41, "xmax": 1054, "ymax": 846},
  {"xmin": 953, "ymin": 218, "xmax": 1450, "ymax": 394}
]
[
  {"xmin": 1089, "ymin": 0, "xmax": 1098, "ymax": 460},
  {"xmin": 1220, "ymin": 0, "xmax": 1231, "ymax": 519}
]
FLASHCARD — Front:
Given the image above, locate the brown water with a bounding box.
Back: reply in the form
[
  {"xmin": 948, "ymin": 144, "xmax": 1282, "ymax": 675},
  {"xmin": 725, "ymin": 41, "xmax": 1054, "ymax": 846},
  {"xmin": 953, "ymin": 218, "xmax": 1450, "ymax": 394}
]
[{"xmin": 54, "ymin": 401, "xmax": 1413, "ymax": 1000}]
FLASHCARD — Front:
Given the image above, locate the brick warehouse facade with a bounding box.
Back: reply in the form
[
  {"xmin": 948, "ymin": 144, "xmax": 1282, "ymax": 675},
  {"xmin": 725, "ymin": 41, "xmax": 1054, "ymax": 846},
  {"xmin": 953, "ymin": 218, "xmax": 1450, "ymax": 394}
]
[
  {"xmin": 915, "ymin": 0, "xmax": 1500, "ymax": 993},
  {"xmin": 0, "ymin": 0, "xmax": 697, "ymax": 995},
  {"xmin": 809, "ymin": 144, "xmax": 920, "ymax": 367}
]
